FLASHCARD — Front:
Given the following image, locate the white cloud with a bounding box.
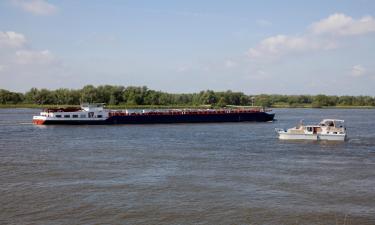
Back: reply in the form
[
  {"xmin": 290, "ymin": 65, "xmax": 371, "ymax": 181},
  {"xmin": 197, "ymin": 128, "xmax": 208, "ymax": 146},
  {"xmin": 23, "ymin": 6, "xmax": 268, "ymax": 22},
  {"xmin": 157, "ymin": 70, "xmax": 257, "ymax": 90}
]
[
  {"xmin": 310, "ymin": 13, "xmax": 375, "ymax": 36},
  {"xmin": 247, "ymin": 13, "xmax": 374, "ymax": 60},
  {"xmin": 0, "ymin": 31, "xmax": 58, "ymax": 72},
  {"xmin": 0, "ymin": 31, "xmax": 26, "ymax": 48},
  {"xmin": 247, "ymin": 35, "xmax": 336, "ymax": 59},
  {"xmin": 248, "ymin": 35, "xmax": 309, "ymax": 58},
  {"xmin": 12, "ymin": 0, "xmax": 57, "ymax": 16},
  {"xmin": 351, "ymin": 65, "xmax": 366, "ymax": 77},
  {"xmin": 15, "ymin": 50, "xmax": 56, "ymax": 65},
  {"xmin": 224, "ymin": 59, "xmax": 237, "ymax": 68}
]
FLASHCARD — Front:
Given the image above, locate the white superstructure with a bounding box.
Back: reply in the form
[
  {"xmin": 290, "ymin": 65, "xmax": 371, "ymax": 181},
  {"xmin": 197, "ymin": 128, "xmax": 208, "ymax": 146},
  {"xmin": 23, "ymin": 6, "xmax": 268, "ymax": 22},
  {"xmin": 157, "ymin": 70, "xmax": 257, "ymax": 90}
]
[
  {"xmin": 32, "ymin": 103, "xmax": 109, "ymax": 124},
  {"xmin": 276, "ymin": 119, "xmax": 346, "ymax": 141}
]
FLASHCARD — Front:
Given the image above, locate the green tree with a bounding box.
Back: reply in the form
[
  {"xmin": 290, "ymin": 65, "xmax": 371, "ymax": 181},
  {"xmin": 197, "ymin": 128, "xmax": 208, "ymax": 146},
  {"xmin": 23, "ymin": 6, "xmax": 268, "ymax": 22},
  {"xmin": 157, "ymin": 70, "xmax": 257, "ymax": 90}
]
[
  {"xmin": 199, "ymin": 90, "xmax": 217, "ymax": 105},
  {"xmin": 255, "ymin": 95, "xmax": 272, "ymax": 107},
  {"xmin": 217, "ymin": 97, "xmax": 227, "ymax": 107},
  {"xmin": 81, "ymin": 85, "xmax": 98, "ymax": 103},
  {"xmin": 0, "ymin": 89, "xmax": 24, "ymax": 104}
]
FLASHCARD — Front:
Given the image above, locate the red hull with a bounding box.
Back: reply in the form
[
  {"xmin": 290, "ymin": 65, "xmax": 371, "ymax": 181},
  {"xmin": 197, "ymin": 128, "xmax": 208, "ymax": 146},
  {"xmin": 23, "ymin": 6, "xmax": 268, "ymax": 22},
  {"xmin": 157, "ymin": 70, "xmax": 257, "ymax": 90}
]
[{"xmin": 33, "ymin": 119, "xmax": 45, "ymax": 125}]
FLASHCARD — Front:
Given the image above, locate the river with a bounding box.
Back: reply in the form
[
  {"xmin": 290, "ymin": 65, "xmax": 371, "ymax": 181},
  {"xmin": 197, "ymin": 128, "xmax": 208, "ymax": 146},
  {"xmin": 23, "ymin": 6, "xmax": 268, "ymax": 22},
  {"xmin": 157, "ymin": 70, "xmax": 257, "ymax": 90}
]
[{"xmin": 0, "ymin": 108, "xmax": 374, "ymax": 224}]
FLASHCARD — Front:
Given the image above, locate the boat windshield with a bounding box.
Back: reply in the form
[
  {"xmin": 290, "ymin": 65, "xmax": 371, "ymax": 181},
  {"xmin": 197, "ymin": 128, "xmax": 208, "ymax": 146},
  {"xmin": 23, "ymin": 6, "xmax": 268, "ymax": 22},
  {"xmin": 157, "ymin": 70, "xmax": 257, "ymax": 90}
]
[
  {"xmin": 319, "ymin": 119, "xmax": 345, "ymax": 128},
  {"xmin": 81, "ymin": 103, "xmax": 105, "ymax": 111}
]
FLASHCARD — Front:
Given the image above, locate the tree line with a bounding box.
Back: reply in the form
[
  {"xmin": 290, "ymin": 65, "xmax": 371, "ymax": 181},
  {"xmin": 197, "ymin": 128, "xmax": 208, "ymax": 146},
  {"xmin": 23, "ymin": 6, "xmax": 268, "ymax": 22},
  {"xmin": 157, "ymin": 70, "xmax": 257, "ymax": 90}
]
[{"xmin": 0, "ymin": 85, "xmax": 374, "ymax": 107}]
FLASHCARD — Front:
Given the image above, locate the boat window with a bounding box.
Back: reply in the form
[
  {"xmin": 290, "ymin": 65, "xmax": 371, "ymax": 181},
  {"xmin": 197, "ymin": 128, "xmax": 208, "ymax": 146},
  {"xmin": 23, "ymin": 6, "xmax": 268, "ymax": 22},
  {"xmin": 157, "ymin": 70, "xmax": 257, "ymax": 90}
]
[
  {"xmin": 307, "ymin": 127, "xmax": 312, "ymax": 132},
  {"xmin": 97, "ymin": 115, "xmax": 103, "ymax": 118},
  {"xmin": 55, "ymin": 115, "xmax": 61, "ymax": 118},
  {"xmin": 80, "ymin": 114, "xmax": 86, "ymax": 118},
  {"xmin": 72, "ymin": 115, "xmax": 78, "ymax": 118},
  {"xmin": 64, "ymin": 115, "xmax": 70, "ymax": 118}
]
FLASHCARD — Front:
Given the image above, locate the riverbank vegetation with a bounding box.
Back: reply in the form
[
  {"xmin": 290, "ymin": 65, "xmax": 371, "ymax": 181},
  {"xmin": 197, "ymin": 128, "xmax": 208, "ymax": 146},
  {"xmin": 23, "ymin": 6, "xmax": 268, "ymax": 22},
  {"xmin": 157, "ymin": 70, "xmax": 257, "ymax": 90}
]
[{"xmin": 1, "ymin": 85, "xmax": 374, "ymax": 108}]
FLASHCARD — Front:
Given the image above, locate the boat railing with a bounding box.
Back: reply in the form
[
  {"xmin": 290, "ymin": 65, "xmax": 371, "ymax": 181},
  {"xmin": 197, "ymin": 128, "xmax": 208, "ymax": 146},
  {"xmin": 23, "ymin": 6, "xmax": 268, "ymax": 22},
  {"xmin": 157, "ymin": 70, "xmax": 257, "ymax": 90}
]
[
  {"xmin": 275, "ymin": 128, "xmax": 286, "ymax": 133},
  {"xmin": 43, "ymin": 107, "xmax": 81, "ymax": 113}
]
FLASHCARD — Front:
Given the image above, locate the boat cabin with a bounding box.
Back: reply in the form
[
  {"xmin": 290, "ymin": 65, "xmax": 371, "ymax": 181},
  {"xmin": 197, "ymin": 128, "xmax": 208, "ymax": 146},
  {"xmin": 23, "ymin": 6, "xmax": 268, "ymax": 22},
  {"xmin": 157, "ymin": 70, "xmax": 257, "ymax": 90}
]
[
  {"xmin": 304, "ymin": 125, "xmax": 321, "ymax": 134},
  {"xmin": 319, "ymin": 119, "xmax": 345, "ymax": 128},
  {"xmin": 39, "ymin": 103, "xmax": 107, "ymax": 120}
]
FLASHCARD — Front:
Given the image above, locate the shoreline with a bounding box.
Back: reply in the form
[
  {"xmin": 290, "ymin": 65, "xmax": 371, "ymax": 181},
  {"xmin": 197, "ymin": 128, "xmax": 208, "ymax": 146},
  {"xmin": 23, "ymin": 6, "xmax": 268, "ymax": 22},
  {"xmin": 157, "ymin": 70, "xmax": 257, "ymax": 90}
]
[{"xmin": 1, "ymin": 104, "xmax": 374, "ymax": 109}]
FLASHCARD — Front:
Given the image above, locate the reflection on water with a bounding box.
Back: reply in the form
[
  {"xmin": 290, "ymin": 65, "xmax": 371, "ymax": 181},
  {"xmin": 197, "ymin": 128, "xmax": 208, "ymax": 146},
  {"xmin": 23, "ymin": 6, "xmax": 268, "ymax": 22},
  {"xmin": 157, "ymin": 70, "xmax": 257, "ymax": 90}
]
[{"xmin": 0, "ymin": 108, "xmax": 375, "ymax": 224}]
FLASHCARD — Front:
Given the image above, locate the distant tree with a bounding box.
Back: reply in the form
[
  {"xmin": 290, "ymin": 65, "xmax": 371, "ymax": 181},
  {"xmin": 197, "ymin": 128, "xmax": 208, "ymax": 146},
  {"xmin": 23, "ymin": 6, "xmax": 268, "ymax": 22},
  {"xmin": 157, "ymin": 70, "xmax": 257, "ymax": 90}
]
[
  {"xmin": 199, "ymin": 90, "xmax": 217, "ymax": 105},
  {"xmin": 2, "ymin": 85, "xmax": 375, "ymax": 108},
  {"xmin": 217, "ymin": 97, "xmax": 227, "ymax": 107},
  {"xmin": 255, "ymin": 95, "xmax": 272, "ymax": 107},
  {"xmin": 240, "ymin": 95, "xmax": 250, "ymax": 105},
  {"xmin": 81, "ymin": 85, "xmax": 98, "ymax": 103},
  {"xmin": 24, "ymin": 88, "xmax": 39, "ymax": 104},
  {"xmin": 53, "ymin": 88, "xmax": 79, "ymax": 105},
  {"xmin": 338, "ymin": 96, "xmax": 353, "ymax": 106},
  {"xmin": 313, "ymin": 94, "xmax": 329, "ymax": 107},
  {"xmin": 123, "ymin": 86, "xmax": 147, "ymax": 105},
  {"xmin": 0, "ymin": 89, "xmax": 24, "ymax": 104}
]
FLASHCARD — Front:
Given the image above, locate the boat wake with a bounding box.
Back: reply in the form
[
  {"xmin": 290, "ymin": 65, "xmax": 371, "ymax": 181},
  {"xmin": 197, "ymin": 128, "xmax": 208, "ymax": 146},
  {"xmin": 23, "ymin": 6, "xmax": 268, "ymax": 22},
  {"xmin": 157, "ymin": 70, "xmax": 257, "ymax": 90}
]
[{"xmin": 347, "ymin": 138, "xmax": 361, "ymax": 143}]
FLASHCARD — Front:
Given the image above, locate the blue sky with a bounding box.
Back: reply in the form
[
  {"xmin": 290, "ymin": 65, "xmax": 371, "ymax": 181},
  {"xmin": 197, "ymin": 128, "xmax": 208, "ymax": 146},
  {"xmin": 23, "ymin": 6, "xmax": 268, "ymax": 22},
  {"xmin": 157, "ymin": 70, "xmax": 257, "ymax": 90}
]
[{"xmin": 1, "ymin": 0, "xmax": 375, "ymax": 95}]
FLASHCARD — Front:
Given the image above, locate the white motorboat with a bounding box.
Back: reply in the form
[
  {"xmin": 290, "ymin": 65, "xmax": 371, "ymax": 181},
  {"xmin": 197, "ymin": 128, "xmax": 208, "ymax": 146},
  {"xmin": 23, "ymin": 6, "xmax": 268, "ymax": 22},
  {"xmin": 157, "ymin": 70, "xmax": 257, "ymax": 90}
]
[{"xmin": 276, "ymin": 119, "xmax": 346, "ymax": 141}]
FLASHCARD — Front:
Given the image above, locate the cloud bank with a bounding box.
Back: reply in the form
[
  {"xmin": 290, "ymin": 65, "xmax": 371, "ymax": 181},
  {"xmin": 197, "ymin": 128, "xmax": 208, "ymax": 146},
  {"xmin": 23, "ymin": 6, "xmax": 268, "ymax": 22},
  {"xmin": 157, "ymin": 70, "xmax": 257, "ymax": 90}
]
[
  {"xmin": 0, "ymin": 31, "xmax": 26, "ymax": 48},
  {"xmin": 0, "ymin": 30, "xmax": 57, "ymax": 69},
  {"xmin": 350, "ymin": 65, "xmax": 366, "ymax": 77},
  {"xmin": 247, "ymin": 13, "xmax": 375, "ymax": 60},
  {"xmin": 310, "ymin": 13, "xmax": 375, "ymax": 36}
]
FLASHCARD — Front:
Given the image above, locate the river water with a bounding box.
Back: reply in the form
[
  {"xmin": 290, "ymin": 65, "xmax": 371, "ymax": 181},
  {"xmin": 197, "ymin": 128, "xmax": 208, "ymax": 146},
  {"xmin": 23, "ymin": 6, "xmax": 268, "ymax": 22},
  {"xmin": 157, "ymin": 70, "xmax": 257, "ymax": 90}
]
[{"xmin": 0, "ymin": 108, "xmax": 374, "ymax": 225}]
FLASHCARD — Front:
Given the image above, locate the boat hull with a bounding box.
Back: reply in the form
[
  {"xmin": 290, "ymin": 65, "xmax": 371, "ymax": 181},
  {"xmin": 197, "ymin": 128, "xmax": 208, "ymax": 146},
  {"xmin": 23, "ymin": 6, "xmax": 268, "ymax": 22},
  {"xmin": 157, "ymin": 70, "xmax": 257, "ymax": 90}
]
[
  {"xmin": 277, "ymin": 132, "xmax": 346, "ymax": 141},
  {"xmin": 278, "ymin": 133, "xmax": 318, "ymax": 140},
  {"xmin": 318, "ymin": 134, "xmax": 346, "ymax": 141},
  {"xmin": 36, "ymin": 112, "xmax": 275, "ymax": 125}
]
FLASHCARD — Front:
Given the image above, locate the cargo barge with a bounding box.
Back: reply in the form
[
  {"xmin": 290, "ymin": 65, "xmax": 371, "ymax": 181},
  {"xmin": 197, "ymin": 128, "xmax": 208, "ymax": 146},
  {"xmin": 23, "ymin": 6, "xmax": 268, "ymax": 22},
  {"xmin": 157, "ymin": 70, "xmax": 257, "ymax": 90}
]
[{"xmin": 32, "ymin": 103, "xmax": 275, "ymax": 125}]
